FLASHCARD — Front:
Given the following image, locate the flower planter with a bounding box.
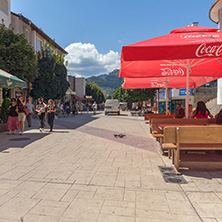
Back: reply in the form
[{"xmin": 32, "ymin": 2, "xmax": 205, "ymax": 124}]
[{"xmin": 0, "ymin": 123, "xmax": 7, "ymax": 132}]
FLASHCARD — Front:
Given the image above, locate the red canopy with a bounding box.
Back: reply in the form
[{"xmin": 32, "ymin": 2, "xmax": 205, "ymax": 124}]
[
  {"xmin": 121, "ymin": 26, "xmax": 222, "ymax": 61},
  {"xmin": 120, "ymin": 26, "xmax": 222, "ymax": 117},
  {"xmin": 122, "ymin": 76, "xmax": 218, "ymax": 89}
]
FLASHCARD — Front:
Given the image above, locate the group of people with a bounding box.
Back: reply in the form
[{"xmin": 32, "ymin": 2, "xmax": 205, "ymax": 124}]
[
  {"xmin": 58, "ymin": 101, "xmax": 97, "ymax": 117},
  {"xmin": 35, "ymin": 97, "xmax": 56, "ymax": 132},
  {"xmin": 7, "ymin": 96, "xmax": 56, "ymax": 135},
  {"xmin": 174, "ymin": 101, "xmax": 222, "ymax": 123}
]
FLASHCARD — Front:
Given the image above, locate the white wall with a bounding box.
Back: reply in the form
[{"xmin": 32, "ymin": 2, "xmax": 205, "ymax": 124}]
[
  {"xmin": 0, "ymin": 0, "xmax": 11, "ymax": 27},
  {"xmin": 75, "ymin": 78, "xmax": 86, "ymax": 98}
]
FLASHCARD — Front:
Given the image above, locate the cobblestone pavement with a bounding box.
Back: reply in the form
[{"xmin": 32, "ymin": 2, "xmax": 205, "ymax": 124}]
[{"xmin": 0, "ymin": 111, "xmax": 221, "ymax": 222}]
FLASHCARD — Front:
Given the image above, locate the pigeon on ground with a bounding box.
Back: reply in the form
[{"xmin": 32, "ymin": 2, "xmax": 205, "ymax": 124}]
[{"xmin": 118, "ymin": 134, "xmax": 126, "ymax": 138}]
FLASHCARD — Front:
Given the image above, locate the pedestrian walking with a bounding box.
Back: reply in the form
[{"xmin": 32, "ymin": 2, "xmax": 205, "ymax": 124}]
[
  {"xmin": 26, "ymin": 97, "xmax": 35, "ymax": 127},
  {"xmin": 71, "ymin": 101, "xmax": 76, "ymax": 116},
  {"xmin": 59, "ymin": 102, "xmax": 65, "ymax": 117},
  {"xmin": 92, "ymin": 101, "xmax": 97, "ymax": 115},
  {"xmin": 16, "ymin": 96, "xmax": 26, "ymax": 135},
  {"xmin": 79, "ymin": 102, "xmax": 83, "ymax": 115},
  {"xmin": 36, "ymin": 98, "xmax": 47, "ymax": 132},
  {"xmin": 7, "ymin": 98, "xmax": 19, "ymax": 135},
  {"xmin": 47, "ymin": 99, "xmax": 56, "ymax": 132},
  {"xmin": 86, "ymin": 103, "xmax": 89, "ymax": 113}
]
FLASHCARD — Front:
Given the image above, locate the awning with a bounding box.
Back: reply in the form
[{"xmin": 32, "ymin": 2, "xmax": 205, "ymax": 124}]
[{"xmin": 0, "ymin": 69, "xmax": 26, "ymax": 88}]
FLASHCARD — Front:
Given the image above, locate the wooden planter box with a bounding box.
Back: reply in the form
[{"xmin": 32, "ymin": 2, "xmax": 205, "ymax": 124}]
[{"xmin": 0, "ymin": 123, "xmax": 7, "ymax": 132}]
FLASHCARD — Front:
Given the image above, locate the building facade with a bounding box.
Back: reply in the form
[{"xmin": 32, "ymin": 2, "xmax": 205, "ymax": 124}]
[{"xmin": 0, "ymin": 0, "xmax": 11, "ymax": 28}]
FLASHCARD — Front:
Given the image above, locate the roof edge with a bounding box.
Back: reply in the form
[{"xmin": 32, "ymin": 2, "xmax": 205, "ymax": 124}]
[{"xmin": 11, "ymin": 12, "xmax": 68, "ymax": 55}]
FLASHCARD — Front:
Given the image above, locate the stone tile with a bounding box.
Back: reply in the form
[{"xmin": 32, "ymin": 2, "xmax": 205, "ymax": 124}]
[
  {"xmin": 63, "ymin": 198, "xmax": 103, "ymax": 220},
  {"xmin": 187, "ymin": 192, "xmax": 221, "ymax": 203},
  {"xmin": 0, "ymin": 197, "xmax": 39, "ymax": 219},
  {"xmin": 215, "ymin": 192, "xmax": 222, "ymax": 201},
  {"xmin": 76, "ymin": 190, "xmax": 96, "ymax": 199},
  {"xmin": 104, "ymin": 200, "xmax": 135, "ymax": 208},
  {"xmin": 165, "ymin": 191, "xmax": 188, "ymax": 201},
  {"xmin": 101, "ymin": 205, "xmax": 135, "ymax": 217},
  {"xmin": 167, "ymin": 200, "xmax": 197, "ymax": 215},
  {"xmin": 59, "ymin": 217, "xmax": 94, "ymax": 222},
  {"xmin": 28, "ymin": 204, "xmax": 66, "ymax": 217},
  {"xmin": 32, "ymin": 188, "xmax": 70, "ymax": 201},
  {"xmin": 94, "ymin": 188, "xmax": 124, "ymax": 201},
  {"xmin": 23, "ymin": 214, "xmax": 57, "ymax": 222},
  {"xmin": 97, "ymin": 214, "xmax": 135, "ymax": 222},
  {"xmin": 172, "ymin": 214, "xmax": 202, "ymax": 222},
  {"xmin": 136, "ymin": 218, "xmax": 173, "ymax": 222},
  {"xmin": 193, "ymin": 203, "xmax": 222, "ymax": 219},
  {"xmin": 124, "ymin": 190, "xmax": 136, "ymax": 202},
  {"xmin": 202, "ymin": 219, "xmax": 218, "ymax": 222},
  {"xmin": 0, "ymin": 219, "xmax": 18, "ymax": 222},
  {"xmin": 136, "ymin": 209, "xmax": 172, "ymax": 220}
]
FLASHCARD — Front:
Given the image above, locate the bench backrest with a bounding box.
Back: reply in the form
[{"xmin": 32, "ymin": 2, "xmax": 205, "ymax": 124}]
[
  {"xmin": 163, "ymin": 127, "xmax": 177, "ymax": 143},
  {"xmin": 151, "ymin": 118, "xmax": 216, "ymax": 133},
  {"xmin": 177, "ymin": 126, "xmax": 222, "ymax": 144},
  {"xmin": 144, "ymin": 113, "xmax": 173, "ymax": 120},
  {"xmin": 164, "ymin": 125, "xmax": 222, "ymax": 144}
]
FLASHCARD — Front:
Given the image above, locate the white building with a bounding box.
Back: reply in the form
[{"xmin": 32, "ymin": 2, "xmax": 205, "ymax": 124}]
[{"xmin": 0, "ymin": 0, "xmax": 11, "ymax": 28}]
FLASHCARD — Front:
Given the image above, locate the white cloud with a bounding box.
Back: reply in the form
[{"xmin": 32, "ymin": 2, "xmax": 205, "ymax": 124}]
[{"xmin": 65, "ymin": 42, "xmax": 120, "ymax": 77}]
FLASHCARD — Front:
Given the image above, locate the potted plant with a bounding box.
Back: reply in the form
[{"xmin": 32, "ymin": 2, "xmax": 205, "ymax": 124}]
[{"xmin": 0, "ymin": 97, "xmax": 11, "ymax": 132}]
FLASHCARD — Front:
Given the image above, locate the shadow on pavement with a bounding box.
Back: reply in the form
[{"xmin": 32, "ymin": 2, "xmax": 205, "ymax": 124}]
[
  {"xmin": 0, "ymin": 132, "xmax": 50, "ymax": 153},
  {"xmin": 0, "ymin": 112, "xmax": 99, "ymax": 153}
]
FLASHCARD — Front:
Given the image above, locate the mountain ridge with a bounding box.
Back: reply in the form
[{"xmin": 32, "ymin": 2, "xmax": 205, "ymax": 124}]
[{"xmin": 86, "ymin": 69, "xmax": 122, "ymax": 96}]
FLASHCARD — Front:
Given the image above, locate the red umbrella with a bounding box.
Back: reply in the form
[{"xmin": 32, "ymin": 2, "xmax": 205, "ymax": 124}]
[
  {"xmin": 120, "ymin": 26, "xmax": 222, "ymax": 118},
  {"xmin": 122, "ymin": 76, "xmax": 218, "ymax": 114},
  {"xmin": 122, "ymin": 76, "xmax": 218, "ymax": 89}
]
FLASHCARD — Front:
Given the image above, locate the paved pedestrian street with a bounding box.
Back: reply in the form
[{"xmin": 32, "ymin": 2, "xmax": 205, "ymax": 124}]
[{"xmin": 0, "ymin": 111, "xmax": 222, "ymax": 222}]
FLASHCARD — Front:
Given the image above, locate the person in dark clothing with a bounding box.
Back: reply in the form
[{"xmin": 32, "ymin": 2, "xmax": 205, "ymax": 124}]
[
  {"xmin": 215, "ymin": 109, "xmax": 222, "ymax": 124},
  {"xmin": 174, "ymin": 103, "xmax": 185, "ymax": 118},
  {"xmin": 47, "ymin": 99, "xmax": 56, "ymax": 132}
]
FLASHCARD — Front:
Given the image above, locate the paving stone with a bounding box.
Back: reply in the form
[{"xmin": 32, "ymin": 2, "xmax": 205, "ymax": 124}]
[{"xmin": 0, "ymin": 112, "xmax": 221, "ymax": 221}]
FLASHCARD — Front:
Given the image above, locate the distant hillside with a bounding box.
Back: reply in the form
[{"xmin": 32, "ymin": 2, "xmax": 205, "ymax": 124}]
[{"xmin": 87, "ymin": 69, "xmax": 122, "ymax": 96}]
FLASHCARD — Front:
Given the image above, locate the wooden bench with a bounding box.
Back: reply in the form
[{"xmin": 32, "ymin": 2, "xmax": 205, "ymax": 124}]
[
  {"xmin": 163, "ymin": 126, "xmax": 222, "ymax": 171},
  {"xmin": 131, "ymin": 111, "xmax": 141, "ymax": 116},
  {"xmin": 144, "ymin": 113, "xmax": 173, "ymax": 121},
  {"xmin": 150, "ymin": 118, "xmax": 216, "ymax": 134}
]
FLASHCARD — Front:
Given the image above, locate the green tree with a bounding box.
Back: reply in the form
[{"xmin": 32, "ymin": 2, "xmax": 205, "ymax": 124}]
[
  {"xmin": 112, "ymin": 87, "xmax": 156, "ymax": 103},
  {"xmin": 31, "ymin": 47, "xmax": 69, "ymax": 100},
  {"xmin": 0, "ymin": 23, "xmax": 38, "ymax": 82},
  {"xmin": 86, "ymin": 82, "xmax": 105, "ymax": 104},
  {"xmin": 112, "ymin": 87, "xmax": 128, "ymax": 102}
]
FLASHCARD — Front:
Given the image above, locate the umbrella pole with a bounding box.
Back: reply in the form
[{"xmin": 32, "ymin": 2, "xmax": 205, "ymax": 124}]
[
  {"xmin": 165, "ymin": 83, "xmax": 168, "ymax": 115},
  {"xmin": 185, "ymin": 67, "xmax": 190, "ymax": 119}
]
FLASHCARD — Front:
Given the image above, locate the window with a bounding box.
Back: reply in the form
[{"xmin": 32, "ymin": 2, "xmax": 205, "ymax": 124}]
[{"xmin": 36, "ymin": 38, "xmax": 43, "ymax": 52}]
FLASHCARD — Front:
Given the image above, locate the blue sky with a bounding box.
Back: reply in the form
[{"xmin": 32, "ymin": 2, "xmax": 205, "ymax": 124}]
[{"xmin": 11, "ymin": 0, "xmax": 217, "ymax": 77}]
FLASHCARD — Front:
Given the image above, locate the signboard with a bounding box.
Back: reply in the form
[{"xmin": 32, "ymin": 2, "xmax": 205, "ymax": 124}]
[
  {"xmin": 217, "ymin": 78, "xmax": 222, "ymax": 105},
  {"xmin": 179, "ymin": 88, "xmax": 191, "ymax": 96}
]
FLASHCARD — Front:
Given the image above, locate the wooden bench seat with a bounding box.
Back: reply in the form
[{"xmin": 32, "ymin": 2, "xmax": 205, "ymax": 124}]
[
  {"xmin": 171, "ymin": 126, "xmax": 222, "ymax": 171},
  {"xmin": 150, "ymin": 118, "xmax": 216, "ymax": 134}
]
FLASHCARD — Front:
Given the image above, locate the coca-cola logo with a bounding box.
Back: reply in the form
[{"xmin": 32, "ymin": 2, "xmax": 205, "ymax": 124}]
[
  {"xmin": 180, "ymin": 33, "xmax": 220, "ymax": 40},
  {"xmin": 196, "ymin": 43, "xmax": 222, "ymax": 57},
  {"xmin": 161, "ymin": 68, "xmax": 184, "ymax": 76},
  {"xmin": 151, "ymin": 82, "xmax": 165, "ymax": 88}
]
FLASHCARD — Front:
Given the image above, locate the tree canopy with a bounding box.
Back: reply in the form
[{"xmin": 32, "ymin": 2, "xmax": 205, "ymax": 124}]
[
  {"xmin": 86, "ymin": 82, "xmax": 105, "ymax": 104},
  {"xmin": 0, "ymin": 23, "xmax": 38, "ymax": 82},
  {"xmin": 31, "ymin": 47, "xmax": 69, "ymax": 100},
  {"xmin": 112, "ymin": 87, "xmax": 156, "ymax": 103}
]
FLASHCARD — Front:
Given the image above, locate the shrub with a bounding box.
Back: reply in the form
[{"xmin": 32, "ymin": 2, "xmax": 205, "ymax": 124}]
[{"xmin": 0, "ymin": 97, "xmax": 11, "ymax": 123}]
